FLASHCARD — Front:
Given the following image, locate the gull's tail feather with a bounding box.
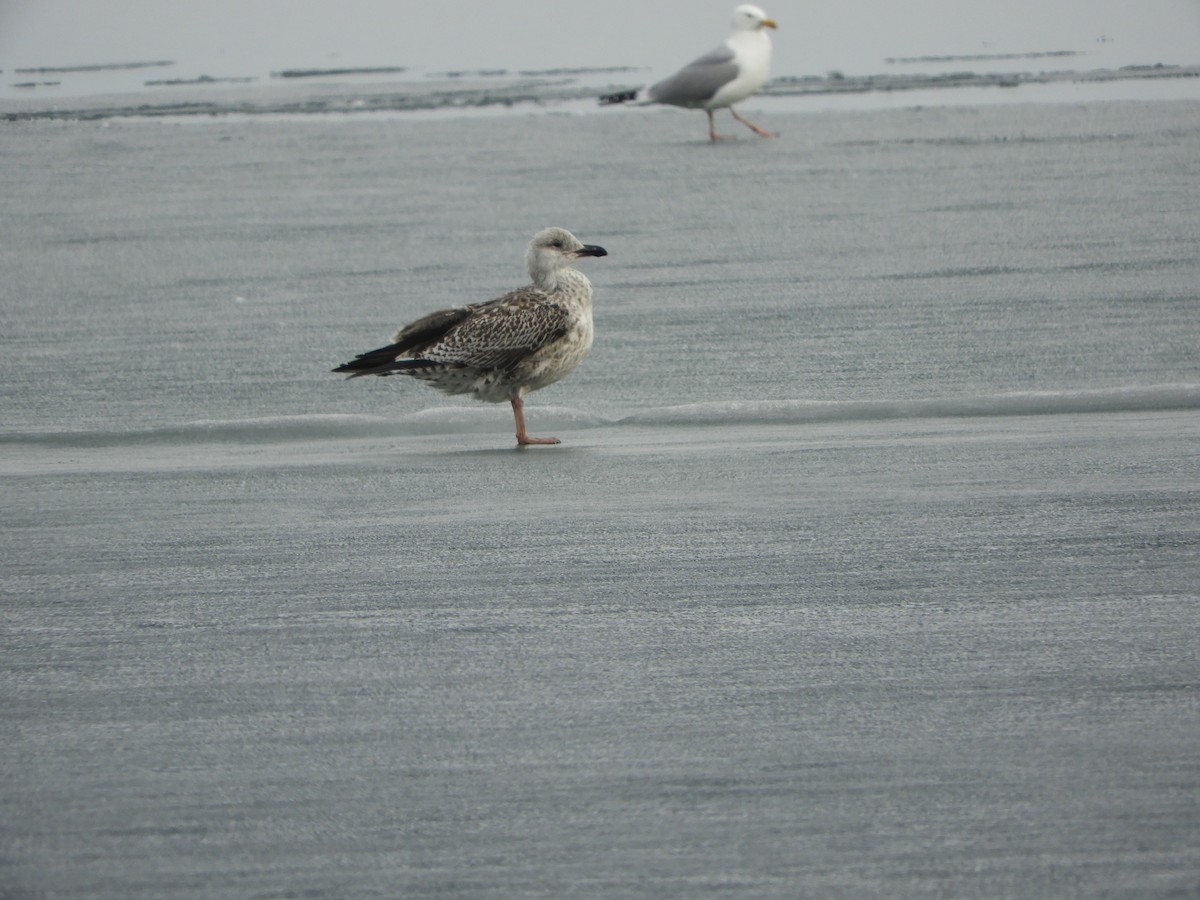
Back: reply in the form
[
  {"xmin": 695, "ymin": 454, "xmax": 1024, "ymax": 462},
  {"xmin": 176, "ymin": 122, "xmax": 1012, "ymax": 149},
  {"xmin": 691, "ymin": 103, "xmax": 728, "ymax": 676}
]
[
  {"xmin": 599, "ymin": 88, "xmax": 639, "ymax": 105},
  {"xmin": 333, "ymin": 345, "xmax": 432, "ymax": 378}
]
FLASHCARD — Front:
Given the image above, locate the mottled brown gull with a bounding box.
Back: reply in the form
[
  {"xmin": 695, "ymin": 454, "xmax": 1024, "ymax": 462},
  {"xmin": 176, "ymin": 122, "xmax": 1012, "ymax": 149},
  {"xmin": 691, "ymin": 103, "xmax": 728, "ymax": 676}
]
[
  {"xmin": 600, "ymin": 4, "xmax": 778, "ymax": 142},
  {"xmin": 333, "ymin": 227, "xmax": 608, "ymax": 446}
]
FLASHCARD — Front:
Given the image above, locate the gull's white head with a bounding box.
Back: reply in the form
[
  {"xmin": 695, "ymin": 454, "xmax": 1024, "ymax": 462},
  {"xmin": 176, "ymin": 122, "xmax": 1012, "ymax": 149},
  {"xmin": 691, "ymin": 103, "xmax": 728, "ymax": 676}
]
[
  {"xmin": 526, "ymin": 227, "xmax": 608, "ymax": 289},
  {"xmin": 732, "ymin": 4, "xmax": 777, "ymax": 31}
]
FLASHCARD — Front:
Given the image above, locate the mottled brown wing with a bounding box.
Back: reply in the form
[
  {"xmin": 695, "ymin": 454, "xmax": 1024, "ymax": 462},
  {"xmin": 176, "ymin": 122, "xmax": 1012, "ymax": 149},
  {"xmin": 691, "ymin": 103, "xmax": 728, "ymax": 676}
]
[
  {"xmin": 333, "ymin": 302, "xmax": 488, "ymax": 377},
  {"xmin": 391, "ymin": 305, "xmax": 477, "ymax": 354},
  {"xmin": 421, "ymin": 288, "xmax": 570, "ymax": 371}
]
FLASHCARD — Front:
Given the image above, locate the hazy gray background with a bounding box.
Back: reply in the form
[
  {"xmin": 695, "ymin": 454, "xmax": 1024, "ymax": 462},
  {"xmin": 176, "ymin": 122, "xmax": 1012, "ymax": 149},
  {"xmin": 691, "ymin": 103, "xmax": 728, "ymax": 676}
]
[{"xmin": 3, "ymin": 0, "xmax": 1199, "ymax": 81}]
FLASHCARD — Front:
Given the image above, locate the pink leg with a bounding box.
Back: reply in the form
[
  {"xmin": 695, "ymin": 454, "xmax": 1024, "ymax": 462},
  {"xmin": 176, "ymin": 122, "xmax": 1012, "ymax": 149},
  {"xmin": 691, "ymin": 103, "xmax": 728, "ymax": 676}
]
[
  {"xmin": 511, "ymin": 394, "xmax": 560, "ymax": 446},
  {"xmin": 729, "ymin": 106, "xmax": 777, "ymax": 138},
  {"xmin": 707, "ymin": 109, "xmax": 733, "ymax": 142}
]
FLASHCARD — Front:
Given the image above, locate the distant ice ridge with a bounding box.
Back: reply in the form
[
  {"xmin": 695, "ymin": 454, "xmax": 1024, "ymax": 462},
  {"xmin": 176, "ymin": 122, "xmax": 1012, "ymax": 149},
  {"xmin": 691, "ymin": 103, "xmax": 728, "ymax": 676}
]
[
  {"xmin": 7, "ymin": 62, "xmax": 1200, "ymax": 119},
  {"xmin": 1, "ymin": 386, "xmax": 1195, "ymax": 446},
  {"xmin": 0, "ymin": 409, "xmax": 610, "ymax": 446},
  {"xmin": 620, "ymin": 385, "xmax": 1200, "ymax": 427},
  {"xmin": 0, "ymin": 414, "xmax": 404, "ymax": 447}
]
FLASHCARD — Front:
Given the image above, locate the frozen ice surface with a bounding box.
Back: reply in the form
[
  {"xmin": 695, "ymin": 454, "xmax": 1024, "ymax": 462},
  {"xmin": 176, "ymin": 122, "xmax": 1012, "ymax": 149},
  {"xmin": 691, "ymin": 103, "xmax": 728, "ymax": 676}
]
[{"xmin": 2, "ymin": 99, "xmax": 1199, "ymax": 897}]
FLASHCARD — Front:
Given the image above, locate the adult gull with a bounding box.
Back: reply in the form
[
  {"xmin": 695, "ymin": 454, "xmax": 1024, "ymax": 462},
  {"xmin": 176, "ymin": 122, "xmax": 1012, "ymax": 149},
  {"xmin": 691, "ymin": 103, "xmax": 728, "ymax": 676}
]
[
  {"xmin": 333, "ymin": 227, "xmax": 607, "ymax": 447},
  {"xmin": 600, "ymin": 4, "xmax": 778, "ymax": 142}
]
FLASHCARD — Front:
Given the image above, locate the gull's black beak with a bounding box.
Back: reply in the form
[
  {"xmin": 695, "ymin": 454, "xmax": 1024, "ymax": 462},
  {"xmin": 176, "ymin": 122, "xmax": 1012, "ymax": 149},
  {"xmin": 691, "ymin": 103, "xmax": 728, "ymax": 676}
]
[{"xmin": 574, "ymin": 244, "xmax": 608, "ymax": 258}]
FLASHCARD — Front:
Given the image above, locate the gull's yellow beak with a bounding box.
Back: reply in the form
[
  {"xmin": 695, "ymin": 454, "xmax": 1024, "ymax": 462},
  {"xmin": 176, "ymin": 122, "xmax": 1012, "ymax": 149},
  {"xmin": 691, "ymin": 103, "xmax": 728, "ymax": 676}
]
[{"xmin": 763, "ymin": 18, "xmax": 778, "ymax": 29}]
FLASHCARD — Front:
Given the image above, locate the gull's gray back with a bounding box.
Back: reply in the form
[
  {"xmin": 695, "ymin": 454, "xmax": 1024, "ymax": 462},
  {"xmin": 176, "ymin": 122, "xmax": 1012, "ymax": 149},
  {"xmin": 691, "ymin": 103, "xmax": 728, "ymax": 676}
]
[{"xmin": 648, "ymin": 45, "xmax": 739, "ymax": 108}]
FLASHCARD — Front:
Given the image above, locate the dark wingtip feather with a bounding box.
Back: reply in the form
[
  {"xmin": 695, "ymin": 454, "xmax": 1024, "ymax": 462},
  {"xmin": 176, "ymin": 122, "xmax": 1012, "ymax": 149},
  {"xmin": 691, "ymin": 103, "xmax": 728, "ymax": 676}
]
[
  {"xmin": 599, "ymin": 89, "xmax": 637, "ymax": 105},
  {"xmin": 332, "ymin": 342, "xmax": 406, "ymax": 377},
  {"xmin": 333, "ymin": 349, "xmax": 442, "ymax": 378}
]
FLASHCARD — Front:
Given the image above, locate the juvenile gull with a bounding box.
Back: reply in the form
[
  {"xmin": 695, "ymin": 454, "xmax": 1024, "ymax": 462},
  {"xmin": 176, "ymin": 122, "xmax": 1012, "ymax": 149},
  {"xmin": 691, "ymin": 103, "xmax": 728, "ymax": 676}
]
[
  {"xmin": 333, "ymin": 227, "xmax": 607, "ymax": 447},
  {"xmin": 600, "ymin": 4, "xmax": 778, "ymax": 142}
]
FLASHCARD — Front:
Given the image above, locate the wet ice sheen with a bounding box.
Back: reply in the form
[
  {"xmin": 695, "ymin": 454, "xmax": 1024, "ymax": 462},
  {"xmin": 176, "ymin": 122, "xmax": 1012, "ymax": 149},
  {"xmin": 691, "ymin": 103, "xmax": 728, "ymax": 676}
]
[{"xmin": 1, "ymin": 98, "xmax": 1199, "ymax": 898}]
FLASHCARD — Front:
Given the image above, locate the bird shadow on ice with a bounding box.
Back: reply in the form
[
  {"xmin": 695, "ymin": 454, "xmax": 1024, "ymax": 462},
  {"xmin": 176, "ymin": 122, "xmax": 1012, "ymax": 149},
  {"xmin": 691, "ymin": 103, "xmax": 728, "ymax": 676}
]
[
  {"xmin": 658, "ymin": 133, "xmax": 783, "ymax": 149},
  {"xmin": 396, "ymin": 405, "xmax": 611, "ymax": 435},
  {"xmin": 441, "ymin": 444, "xmax": 596, "ymax": 458}
]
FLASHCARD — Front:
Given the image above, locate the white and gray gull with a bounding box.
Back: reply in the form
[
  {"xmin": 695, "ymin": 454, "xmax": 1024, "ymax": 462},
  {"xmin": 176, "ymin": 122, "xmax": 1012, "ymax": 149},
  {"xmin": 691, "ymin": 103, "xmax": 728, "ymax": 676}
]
[
  {"xmin": 333, "ymin": 227, "xmax": 607, "ymax": 447},
  {"xmin": 600, "ymin": 4, "xmax": 778, "ymax": 142}
]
